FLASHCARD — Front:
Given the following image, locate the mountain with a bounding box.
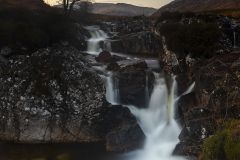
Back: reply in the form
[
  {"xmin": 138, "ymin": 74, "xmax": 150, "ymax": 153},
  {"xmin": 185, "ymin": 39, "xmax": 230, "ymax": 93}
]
[
  {"xmin": 153, "ymin": 0, "xmax": 240, "ymax": 16},
  {"xmin": 91, "ymin": 3, "xmax": 157, "ymax": 17},
  {"xmin": 0, "ymin": 0, "xmax": 49, "ymax": 10}
]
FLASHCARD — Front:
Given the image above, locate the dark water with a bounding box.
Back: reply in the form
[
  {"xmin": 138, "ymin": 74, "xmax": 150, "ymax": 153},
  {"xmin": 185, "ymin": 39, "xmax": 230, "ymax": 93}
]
[{"xmin": 0, "ymin": 143, "xmax": 122, "ymax": 160}]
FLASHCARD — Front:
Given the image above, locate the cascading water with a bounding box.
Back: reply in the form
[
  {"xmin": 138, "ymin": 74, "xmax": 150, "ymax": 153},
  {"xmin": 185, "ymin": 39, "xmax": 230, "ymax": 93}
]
[
  {"xmin": 86, "ymin": 26, "xmax": 189, "ymax": 160},
  {"xmin": 126, "ymin": 74, "xmax": 185, "ymax": 160},
  {"xmin": 233, "ymin": 31, "xmax": 239, "ymax": 49},
  {"xmin": 85, "ymin": 26, "xmax": 111, "ymax": 55},
  {"xmin": 105, "ymin": 72, "xmax": 119, "ymax": 105},
  {"xmin": 86, "ymin": 26, "xmax": 119, "ymax": 105}
]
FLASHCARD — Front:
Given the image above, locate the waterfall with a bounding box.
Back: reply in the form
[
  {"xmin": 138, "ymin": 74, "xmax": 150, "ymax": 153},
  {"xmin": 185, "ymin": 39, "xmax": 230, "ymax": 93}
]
[
  {"xmin": 105, "ymin": 72, "xmax": 119, "ymax": 105},
  {"xmin": 233, "ymin": 31, "xmax": 237, "ymax": 48},
  {"xmin": 85, "ymin": 26, "xmax": 111, "ymax": 55},
  {"xmin": 86, "ymin": 26, "xmax": 188, "ymax": 160},
  {"xmin": 144, "ymin": 72, "xmax": 150, "ymax": 106},
  {"xmin": 125, "ymin": 74, "xmax": 186, "ymax": 160}
]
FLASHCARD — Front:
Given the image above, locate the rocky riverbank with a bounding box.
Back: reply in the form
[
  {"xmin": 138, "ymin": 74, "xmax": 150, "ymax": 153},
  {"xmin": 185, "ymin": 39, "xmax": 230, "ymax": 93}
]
[{"xmin": 0, "ymin": 44, "xmax": 145, "ymax": 152}]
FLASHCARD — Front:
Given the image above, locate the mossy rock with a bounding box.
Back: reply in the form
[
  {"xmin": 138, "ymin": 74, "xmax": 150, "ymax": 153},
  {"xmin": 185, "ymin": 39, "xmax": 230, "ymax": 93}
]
[
  {"xmin": 202, "ymin": 120, "xmax": 240, "ymax": 160},
  {"xmin": 224, "ymin": 129, "xmax": 240, "ymax": 160},
  {"xmin": 56, "ymin": 153, "xmax": 70, "ymax": 160},
  {"xmin": 202, "ymin": 130, "xmax": 227, "ymax": 160}
]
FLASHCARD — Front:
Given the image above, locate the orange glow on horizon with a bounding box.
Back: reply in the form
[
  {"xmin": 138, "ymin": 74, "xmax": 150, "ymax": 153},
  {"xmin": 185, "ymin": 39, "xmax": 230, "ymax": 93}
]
[{"xmin": 44, "ymin": 0, "xmax": 173, "ymax": 9}]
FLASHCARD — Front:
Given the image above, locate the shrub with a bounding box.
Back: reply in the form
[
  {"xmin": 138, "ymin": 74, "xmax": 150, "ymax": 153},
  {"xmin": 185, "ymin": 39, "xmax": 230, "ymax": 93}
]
[
  {"xmin": 202, "ymin": 130, "xmax": 227, "ymax": 160},
  {"xmin": 224, "ymin": 128, "xmax": 240, "ymax": 160},
  {"xmin": 202, "ymin": 120, "xmax": 240, "ymax": 160}
]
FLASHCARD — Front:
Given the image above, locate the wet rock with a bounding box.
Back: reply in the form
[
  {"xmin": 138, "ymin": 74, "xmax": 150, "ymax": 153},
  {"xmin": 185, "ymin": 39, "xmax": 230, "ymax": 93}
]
[
  {"xmin": 117, "ymin": 60, "xmax": 154, "ymax": 108},
  {"xmin": 107, "ymin": 62, "xmax": 120, "ymax": 71},
  {"xmin": 0, "ymin": 45, "xmax": 145, "ymax": 152},
  {"xmin": 103, "ymin": 106, "xmax": 145, "ymax": 152},
  {"xmin": 106, "ymin": 124, "xmax": 144, "ymax": 152},
  {"xmin": 111, "ymin": 40, "xmax": 126, "ymax": 53},
  {"xmin": 178, "ymin": 92, "xmax": 198, "ymax": 117},
  {"xmin": 121, "ymin": 31, "xmax": 163, "ymax": 57},
  {"xmin": 95, "ymin": 51, "xmax": 112, "ymax": 63},
  {"xmin": 173, "ymin": 141, "xmax": 201, "ymax": 158},
  {"xmin": 111, "ymin": 55, "xmax": 126, "ymax": 62}
]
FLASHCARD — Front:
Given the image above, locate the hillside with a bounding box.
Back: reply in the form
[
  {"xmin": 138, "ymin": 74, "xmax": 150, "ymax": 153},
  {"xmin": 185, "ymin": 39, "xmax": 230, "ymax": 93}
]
[
  {"xmin": 0, "ymin": 0, "xmax": 49, "ymax": 10},
  {"xmin": 153, "ymin": 0, "xmax": 240, "ymax": 17},
  {"xmin": 91, "ymin": 3, "xmax": 156, "ymax": 17}
]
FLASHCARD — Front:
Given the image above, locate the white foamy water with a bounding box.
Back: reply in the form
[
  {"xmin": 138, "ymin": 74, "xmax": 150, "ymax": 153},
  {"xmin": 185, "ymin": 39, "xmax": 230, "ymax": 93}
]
[
  {"xmin": 105, "ymin": 72, "xmax": 119, "ymax": 105},
  {"xmin": 125, "ymin": 74, "xmax": 186, "ymax": 160},
  {"xmin": 85, "ymin": 26, "xmax": 111, "ymax": 55},
  {"xmin": 85, "ymin": 26, "xmax": 191, "ymax": 160},
  {"xmin": 233, "ymin": 31, "xmax": 237, "ymax": 48}
]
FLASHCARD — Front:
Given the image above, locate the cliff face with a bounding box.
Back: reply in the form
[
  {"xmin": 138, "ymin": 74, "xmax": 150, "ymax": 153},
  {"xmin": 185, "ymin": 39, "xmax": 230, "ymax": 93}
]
[{"xmin": 153, "ymin": 0, "xmax": 240, "ymax": 16}]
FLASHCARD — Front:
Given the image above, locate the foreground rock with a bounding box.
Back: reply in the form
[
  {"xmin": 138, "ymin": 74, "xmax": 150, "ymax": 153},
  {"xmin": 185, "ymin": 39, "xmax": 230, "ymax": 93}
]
[
  {"xmin": 103, "ymin": 106, "xmax": 145, "ymax": 152},
  {"xmin": 0, "ymin": 45, "xmax": 144, "ymax": 152}
]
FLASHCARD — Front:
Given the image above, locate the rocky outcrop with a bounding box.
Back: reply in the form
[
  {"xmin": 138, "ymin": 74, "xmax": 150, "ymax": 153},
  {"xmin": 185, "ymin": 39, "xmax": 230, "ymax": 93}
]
[
  {"xmin": 0, "ymin": 44, "xmax": 145, "ymax": 152},
  {"xmin": 174, "ymin": 52, "xmax": 240, "ymax": 158},
  {"xmin": 0, "ymin": 44, "xmax": 106, "ymax": 142},
  {"xmin": 120, "ymin": 31, "xmax": 164, "ymax": 57},
  {"xmin": 116, "ymin": 60, "xmax": 155, "ymax": 108}
]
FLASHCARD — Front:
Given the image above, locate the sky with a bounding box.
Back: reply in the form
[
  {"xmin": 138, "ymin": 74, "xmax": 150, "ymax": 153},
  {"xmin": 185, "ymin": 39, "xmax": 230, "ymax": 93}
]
[{"xmin": 44, "ymin": 0, "xmax": 173, "ymax": 9}]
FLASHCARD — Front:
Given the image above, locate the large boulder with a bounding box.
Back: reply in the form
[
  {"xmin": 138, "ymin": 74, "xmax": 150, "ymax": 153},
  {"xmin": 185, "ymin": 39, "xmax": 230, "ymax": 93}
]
[
  {"xmin": 95, "ymin": 51, "xmax": 112, "ymax": 63},
  {"xmin": 0, "ymin": 45, "xmax": 145, "ymax": 152},
  {"xmin": 0, "ymin": 45, "xmax": 107, "ymax": 142},
  {"xmin": 103, "ymin": 106, "xmax": 145, "ymax": 152},
  {"xmin": 117, "ymin": 60, "xmax": 155, "ymax": 108}
]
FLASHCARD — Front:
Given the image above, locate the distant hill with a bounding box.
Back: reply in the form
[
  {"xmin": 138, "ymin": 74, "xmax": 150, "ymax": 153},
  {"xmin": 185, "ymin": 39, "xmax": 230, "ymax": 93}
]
[
  {"xmin": 90, "ymin": 3, "xmax": 157, "ymax": 17},
  {"xmin": 153, "ymin": 0, "xmax": 240, "ymax": 16},
  {"xmin": 0, "ymin": 0, "xmax": 49, "ymax": 10},
  {"xmin": 54, "ymin": 2, "xmax": 156, "ymax": 17}
]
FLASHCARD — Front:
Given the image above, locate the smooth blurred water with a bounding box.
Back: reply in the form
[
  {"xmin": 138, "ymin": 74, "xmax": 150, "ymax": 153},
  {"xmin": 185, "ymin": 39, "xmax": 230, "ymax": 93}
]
[
  {"xmin": 85, "ymin": 26, "xmax": 111, "ymax": 55},
  {"xmin": 126, "ymin": 74, "xmax": 186, "ymax": 160}
]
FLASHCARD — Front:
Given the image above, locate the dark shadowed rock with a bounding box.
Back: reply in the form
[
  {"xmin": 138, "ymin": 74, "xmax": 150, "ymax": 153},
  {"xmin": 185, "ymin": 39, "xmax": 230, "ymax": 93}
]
[
  {"xmin": 117, "ymin": 60, "xmax": 155, "ymax": 108},
  {"xmin": 173, "ymin": 141, "xmax": 201, "ymax": 159},
  {"xmin": 102, "ymin": 106, "xmax": 145, "ymax": 152},
  {"xmin": 106, "ymin": 124, "xmax": 144, "ymax": 152},
  {"xmin": 107, "ymin": 62, "xmax": 120, "ymax": 71},
  {"xmin": 95, "ymin": 51, "xmax": 112, "ymax": 63}
]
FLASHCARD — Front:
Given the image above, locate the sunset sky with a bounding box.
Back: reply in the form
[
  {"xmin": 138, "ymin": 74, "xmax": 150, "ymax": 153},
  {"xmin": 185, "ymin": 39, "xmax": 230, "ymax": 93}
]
[{"xmin": 44, "ymin": 0, "xmax": 173, "ymax": 9}]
